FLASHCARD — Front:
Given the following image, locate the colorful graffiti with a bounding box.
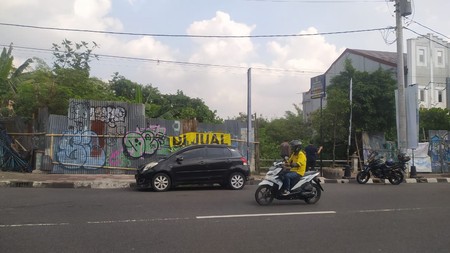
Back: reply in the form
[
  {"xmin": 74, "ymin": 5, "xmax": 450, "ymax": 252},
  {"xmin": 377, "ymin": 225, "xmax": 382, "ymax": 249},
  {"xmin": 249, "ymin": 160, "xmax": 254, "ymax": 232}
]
[
  {"xmin": 90, "ymin": 106, "xmax": 126, "ymax": 128},
  {"xmin": 123, "ymin": 125, "xmax": 167, "ymax": 159},
  {"xmin": 169, "ymin": 132, "xmax": 231, "ymax": 147},
  {"xmin": 109, "ymin": 148, "xmax": 132, "ymax": 168},
  {"xmin": 50, "ymin": 102, "xmax": 246, "ymax": 173},
  {"xmin": 56, "ymin": 130, "xmax": 106, "ymax": 170}
]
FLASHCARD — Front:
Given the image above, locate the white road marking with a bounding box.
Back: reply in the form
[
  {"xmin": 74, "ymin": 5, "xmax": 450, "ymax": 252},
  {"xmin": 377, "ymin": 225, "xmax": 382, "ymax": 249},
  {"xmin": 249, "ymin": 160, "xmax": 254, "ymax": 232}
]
[
  {"xmin": 0, "ymin": 223, "xmax": 69, "ymax": 228},
  {"xmin": 87, "ymin": 217, "xmax": 190, "ymax": 224},
  {"xmin": 196, "ymin": 211, "xmax": 336, "ymax": 219},
  {"xmin": 4, "ymin": 209, "xmax": 424, "ymax": 228},
  {"xmin": 356, "ymin": 207, "xmax": 423, "ymax": 213}
]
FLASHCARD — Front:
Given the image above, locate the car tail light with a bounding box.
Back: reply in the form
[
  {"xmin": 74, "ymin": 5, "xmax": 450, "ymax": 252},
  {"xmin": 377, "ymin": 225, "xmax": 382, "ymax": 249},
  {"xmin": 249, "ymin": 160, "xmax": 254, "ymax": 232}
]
[{"xmin": 240, "ymin": 157, "xmax": 248, "ymax": 165}]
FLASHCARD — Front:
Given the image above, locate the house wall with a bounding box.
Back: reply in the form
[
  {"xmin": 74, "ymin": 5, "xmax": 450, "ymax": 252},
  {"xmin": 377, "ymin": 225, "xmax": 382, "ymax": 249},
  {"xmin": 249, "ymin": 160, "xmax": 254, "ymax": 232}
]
[{"xmin": 407, "ymin": 34, "xmax": 449, "ymax": 109}]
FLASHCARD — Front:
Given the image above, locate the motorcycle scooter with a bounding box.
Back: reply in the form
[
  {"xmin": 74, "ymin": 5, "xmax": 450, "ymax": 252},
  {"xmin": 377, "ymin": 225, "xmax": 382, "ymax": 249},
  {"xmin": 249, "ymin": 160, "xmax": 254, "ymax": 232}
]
[
  {"xmin": 255, "ymin": 161, "xmax": 324, "ymax": 206},
  {"xmin": 356, "ymin": 151, "xmax": 407, "ymax": 185}
]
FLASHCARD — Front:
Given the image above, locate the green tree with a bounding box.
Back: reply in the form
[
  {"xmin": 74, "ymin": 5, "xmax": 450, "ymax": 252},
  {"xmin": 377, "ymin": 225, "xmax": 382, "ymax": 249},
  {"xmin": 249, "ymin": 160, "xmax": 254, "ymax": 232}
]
[
  {"xmin": 258, "ymin": 104, "xmax": 311, "ymax": 159},
  {"xmin": 14, "ymin": 66, "xmax": 54, "ymax": 118},
  {"xmin": 0, "ymin": 44, "xmax": 33, "ymax": 116},
  {"xmin": 311, "ymin": 60, "xmax": 397, "ymax": 161},
  {"xmin": 310, "ymin": 87, "xmax": 349, "ymax": 161},
  {"xmin": 151, "ymin": 90, "xmax": 221, "ymax": 123},
  {"xmin": 52, "ymin": 39, "xmax": 98, "ymax": 72},
  {"xmin": 419, "ymin": 108, "xmax": 450, "ymax": 141},
  {"xmin": 47, "ymin": 40, "xmax": 109, "ymax": 115},
  {"xmin": 109, "ymin": 72, "xmax": 140, "ymax": 101}
]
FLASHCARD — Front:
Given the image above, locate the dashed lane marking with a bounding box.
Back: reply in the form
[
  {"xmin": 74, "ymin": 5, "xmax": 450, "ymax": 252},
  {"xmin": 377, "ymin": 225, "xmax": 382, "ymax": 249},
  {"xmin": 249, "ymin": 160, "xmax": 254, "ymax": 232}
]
[{"xmin": 196, "ymin": 211, "xmax": 337, "ymax": 219}]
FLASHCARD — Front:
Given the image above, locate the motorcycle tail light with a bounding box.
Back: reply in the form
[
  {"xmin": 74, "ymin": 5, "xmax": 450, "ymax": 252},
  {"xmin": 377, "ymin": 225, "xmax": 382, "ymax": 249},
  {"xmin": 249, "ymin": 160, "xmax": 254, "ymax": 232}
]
[{"xmin": 240, "ymin": 157, "xmax": 248, "ymax": 165}]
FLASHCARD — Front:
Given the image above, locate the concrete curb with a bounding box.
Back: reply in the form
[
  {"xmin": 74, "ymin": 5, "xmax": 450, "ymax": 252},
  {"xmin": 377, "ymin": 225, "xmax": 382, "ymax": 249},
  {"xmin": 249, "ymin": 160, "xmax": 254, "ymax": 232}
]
[{"xmin": 0, "ymin": 177, "xmax": 449, "ymax": 189}]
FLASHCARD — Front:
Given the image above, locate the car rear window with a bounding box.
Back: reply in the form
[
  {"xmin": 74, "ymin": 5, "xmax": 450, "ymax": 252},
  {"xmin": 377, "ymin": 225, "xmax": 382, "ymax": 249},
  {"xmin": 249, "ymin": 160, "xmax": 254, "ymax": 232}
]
[{"xmin": 229, "ymin": 148, "xmax": 243, "ymax": 157}]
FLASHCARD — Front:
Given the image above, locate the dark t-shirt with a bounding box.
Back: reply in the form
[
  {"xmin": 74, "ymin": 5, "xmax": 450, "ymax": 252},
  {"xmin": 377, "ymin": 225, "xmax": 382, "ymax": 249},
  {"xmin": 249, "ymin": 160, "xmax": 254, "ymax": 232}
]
[{"xmin": 305, "ymin": 145, "xmax": 318, "ymax": 161}]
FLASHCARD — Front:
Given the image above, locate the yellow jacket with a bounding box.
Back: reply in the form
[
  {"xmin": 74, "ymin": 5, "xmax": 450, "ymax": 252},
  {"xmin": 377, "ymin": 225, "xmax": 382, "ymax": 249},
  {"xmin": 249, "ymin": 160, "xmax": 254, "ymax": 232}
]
[{"xmin": 288, "ymin": 150, "xmax": 307, "ymax": 176}]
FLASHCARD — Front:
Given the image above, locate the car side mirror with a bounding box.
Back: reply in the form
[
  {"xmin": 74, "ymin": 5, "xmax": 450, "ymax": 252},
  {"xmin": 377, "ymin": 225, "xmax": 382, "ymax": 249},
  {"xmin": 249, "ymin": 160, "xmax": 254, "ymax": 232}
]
[{"xmin": 176, "ymin": 155, "xmax": 183, "ymax": 162}]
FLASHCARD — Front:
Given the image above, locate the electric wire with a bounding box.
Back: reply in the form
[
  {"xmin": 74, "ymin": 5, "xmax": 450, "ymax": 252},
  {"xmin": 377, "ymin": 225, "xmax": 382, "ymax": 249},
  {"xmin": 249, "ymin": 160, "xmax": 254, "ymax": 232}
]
[
  {"xmin": 0, "ymin": 43, "xmax": 322, "ymax": 74},
  {"xmin": 405, "ymin": 18, "xmax": 450, "ymax": 40},
  {"xmin": 403, "ymin": 27, "xmax": 450, "ymax": 49},
  {"xmin": 0, "ymin": 22, "xmax": 394, "ymax": 39}
]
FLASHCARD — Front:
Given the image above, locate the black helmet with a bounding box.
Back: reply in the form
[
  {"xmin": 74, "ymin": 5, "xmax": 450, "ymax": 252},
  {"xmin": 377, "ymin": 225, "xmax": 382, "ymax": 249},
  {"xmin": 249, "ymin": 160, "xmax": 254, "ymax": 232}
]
[{"xmin": 289, "ymin": 140, "xmax": 302, "ymax": 152}]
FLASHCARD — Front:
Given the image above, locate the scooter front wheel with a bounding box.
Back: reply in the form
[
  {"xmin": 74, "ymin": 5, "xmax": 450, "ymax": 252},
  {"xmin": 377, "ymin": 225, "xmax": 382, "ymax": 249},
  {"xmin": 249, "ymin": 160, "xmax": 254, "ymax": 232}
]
[{"xmin": 255, "ymin": 185, "xmax": 274, "ymax": 206}]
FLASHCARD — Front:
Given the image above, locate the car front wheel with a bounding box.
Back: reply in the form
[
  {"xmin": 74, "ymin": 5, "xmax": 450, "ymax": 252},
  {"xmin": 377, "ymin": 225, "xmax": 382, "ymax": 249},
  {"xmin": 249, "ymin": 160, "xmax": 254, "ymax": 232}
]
[
  {"xmin": 152, "ymin": 173, "xmax": 171, "ymax": 192},
  {"xmin": 228, "ymin": 172, "xmax": 245, "ymax": 190}
]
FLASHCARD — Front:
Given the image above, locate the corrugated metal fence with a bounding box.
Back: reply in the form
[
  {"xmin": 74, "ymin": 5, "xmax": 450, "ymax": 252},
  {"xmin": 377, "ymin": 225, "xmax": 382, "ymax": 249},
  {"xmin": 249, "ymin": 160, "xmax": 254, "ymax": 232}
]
[{"xmin": 1, "ymin": 99, "xmax": 254, "ymax": 174}]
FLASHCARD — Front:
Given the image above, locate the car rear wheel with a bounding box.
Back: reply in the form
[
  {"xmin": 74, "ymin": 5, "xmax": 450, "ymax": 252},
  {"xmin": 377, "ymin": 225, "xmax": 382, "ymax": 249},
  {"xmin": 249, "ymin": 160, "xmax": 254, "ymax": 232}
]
[
  {"xmin": 228, "ymin": 172, "xmax": 245, "ymax": 190},
  {"xmin": 152, "ymin": 173, "xmax": 171, "ymax": 192}
]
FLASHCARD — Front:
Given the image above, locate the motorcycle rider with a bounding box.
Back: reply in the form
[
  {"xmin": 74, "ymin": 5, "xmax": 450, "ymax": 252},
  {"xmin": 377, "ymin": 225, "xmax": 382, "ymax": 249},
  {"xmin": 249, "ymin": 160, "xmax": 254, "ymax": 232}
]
[{"xmin": 282, "ymin": 140, "xmax": 307, "ymax": 195}]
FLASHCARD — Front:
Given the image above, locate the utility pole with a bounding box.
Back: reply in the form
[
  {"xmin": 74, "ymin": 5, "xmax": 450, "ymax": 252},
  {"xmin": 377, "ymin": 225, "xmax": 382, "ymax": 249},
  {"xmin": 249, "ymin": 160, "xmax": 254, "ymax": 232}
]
[
  {"xmin": 247, "ymin": 68, "xmax": 252, "ymax": 168},
  {"xmin": 395, "ymin": 0, "xmax": 411, "ymax": 152}
]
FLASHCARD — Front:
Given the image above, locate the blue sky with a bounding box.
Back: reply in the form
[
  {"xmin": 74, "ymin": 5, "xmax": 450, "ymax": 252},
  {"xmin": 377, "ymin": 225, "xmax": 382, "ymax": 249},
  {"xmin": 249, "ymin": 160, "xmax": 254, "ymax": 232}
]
[{"xmin": 1, "ymin": 0, "xmax": 448, "ymax": 119}]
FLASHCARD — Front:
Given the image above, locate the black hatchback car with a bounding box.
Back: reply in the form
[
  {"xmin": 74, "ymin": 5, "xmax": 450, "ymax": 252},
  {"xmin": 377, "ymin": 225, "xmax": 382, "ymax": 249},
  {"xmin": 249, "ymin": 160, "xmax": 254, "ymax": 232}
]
[{"xmin": 135, "ymin": 144, "xmax": 250, "ymax": 191}]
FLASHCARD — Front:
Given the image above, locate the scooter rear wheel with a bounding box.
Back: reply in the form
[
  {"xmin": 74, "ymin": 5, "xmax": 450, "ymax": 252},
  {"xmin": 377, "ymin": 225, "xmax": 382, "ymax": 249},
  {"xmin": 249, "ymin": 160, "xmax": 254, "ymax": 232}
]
[
  {"xmin": 255, "ymin": 185, "xmax": 274, "ymax": 206},
  {"xmin": 356, "ymin": 171, "xmax": 370, "ymax": 184},
  {"xmin": 304, "ymin": 183, "xmax": 321, "ymax": 204}
]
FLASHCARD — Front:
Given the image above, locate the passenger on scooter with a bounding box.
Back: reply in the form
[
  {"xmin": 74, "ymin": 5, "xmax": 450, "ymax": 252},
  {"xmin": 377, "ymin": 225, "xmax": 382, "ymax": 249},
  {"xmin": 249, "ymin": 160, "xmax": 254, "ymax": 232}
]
[{"xmin": 282, "ymin": 140, "xmax": 307, "ymax": 196}]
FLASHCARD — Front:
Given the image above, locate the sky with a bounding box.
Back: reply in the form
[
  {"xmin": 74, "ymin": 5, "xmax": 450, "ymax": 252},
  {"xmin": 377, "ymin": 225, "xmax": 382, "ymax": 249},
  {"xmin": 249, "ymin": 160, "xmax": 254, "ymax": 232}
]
[{"xmin": 1, "ymin": 0, "xmax": 449, "ymax": 120}]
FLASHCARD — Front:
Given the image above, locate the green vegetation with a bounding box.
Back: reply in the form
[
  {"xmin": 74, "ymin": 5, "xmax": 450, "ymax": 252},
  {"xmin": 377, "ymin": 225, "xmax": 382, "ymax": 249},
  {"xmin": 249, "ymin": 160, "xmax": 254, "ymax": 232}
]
[
  {"xmin": 0, "ymin": 41, "xmax": 221, "ymax": 123},
  {"xmin": 1, "ymin": 43, "xmax": 448, "ymax": 161}
]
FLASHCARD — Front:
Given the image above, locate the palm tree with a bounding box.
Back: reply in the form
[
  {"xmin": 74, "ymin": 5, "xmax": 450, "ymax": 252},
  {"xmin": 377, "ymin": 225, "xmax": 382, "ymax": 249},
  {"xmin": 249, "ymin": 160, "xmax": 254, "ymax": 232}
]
[
  {"xmin": 0, "ymin": 44, "xmax": 33, "ymax": 97},
  {"xmin": 0, "ymin": 44, "xmax": 32, "ymax": 116}
]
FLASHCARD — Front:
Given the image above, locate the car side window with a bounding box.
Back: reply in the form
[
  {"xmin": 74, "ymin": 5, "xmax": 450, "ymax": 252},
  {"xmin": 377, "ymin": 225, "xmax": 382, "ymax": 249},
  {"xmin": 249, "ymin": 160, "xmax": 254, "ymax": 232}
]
[
  {"xmin": 180, "ymin": 148, "xmax": 205, "ymax": 160},
  {"xmin": 207, "ymin": 147, "xmax": 230, "ymax": 158}
]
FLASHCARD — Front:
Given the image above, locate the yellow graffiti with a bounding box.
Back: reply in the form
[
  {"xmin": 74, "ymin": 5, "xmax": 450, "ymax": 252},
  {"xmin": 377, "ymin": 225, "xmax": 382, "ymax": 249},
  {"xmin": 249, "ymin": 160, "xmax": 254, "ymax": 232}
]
[{"xmin": 169, "ymin": 132, "xmax": 231, "ymax": 147}]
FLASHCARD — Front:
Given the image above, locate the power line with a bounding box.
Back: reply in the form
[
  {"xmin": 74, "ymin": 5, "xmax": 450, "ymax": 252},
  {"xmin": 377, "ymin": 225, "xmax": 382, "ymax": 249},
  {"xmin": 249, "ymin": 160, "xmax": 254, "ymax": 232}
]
[
  {"xmin": 0, "ymin": 22, "xmax": 393, "ymax": 39},
  {"xmin": 1, "ymin": 43, "xmax": 321, "ymax": 74},
  {"xmin": 403, "ymin": 27, "xmax": 450, "ymax": 49},
  {"xmin": 405, "ymin": 18, "xmax": 450, "ymax": 40}
]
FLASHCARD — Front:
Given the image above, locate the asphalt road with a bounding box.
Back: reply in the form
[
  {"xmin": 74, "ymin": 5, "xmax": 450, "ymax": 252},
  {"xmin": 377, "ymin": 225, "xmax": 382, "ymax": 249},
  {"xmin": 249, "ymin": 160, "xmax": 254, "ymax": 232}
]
[{"xmin": 1, "ymin": 183, "xmax": 449, "ymax": 253}]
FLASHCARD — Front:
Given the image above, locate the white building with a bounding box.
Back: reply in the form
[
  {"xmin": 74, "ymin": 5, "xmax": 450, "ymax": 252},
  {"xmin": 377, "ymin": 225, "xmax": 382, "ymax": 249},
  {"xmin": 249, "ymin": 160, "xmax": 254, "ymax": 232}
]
[{"xmin": 407, "ymin": 34, "xmax": 450, "ymax": 109}]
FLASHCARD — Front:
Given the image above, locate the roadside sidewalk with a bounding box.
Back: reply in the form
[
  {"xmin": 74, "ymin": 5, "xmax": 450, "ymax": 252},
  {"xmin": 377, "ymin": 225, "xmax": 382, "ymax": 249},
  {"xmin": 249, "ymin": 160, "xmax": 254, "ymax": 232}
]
[{"xmin": 0, "ymin": 171, "xmax": 449, "ymax": 189}]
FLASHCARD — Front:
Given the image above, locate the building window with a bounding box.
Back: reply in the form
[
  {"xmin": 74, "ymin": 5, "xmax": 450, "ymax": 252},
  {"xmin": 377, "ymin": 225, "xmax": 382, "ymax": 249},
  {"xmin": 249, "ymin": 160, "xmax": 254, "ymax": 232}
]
[
  {"xmin": 417, "ymin": 47, "xmax": 427, "ymax": 66},
  {"xmin": 420, "ymin": 89, "xmax": 425, "ymax": 101},
  {"xmin": 438, "ymin": 90, "xmax": 443, "ymax": 103},
  {"xmin": 436, "ymin": 50, "xmax": 445, "ymax": 67}
]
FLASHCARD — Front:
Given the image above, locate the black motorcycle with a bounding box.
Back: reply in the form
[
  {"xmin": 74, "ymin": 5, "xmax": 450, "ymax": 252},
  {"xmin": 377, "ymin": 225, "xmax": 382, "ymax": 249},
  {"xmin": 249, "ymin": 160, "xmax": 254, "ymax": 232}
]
[{"xmin": 356, "ymin": 151, "xmax": 409, "ymax": 185}]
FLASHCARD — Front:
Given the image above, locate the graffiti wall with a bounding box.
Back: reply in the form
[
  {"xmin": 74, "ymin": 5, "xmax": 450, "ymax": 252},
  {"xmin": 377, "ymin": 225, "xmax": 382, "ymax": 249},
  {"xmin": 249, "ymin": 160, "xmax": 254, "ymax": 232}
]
[
  {"xmin": 428, "ymin": 130, "xmax": 450, "ymax": 173},
  {"xmin": 361, "ymin": 131, "xmax": 448, "ymax": 173},
  {"xmin": 41, "ymin": 99, "xmax": 253, "ymax": 174}
]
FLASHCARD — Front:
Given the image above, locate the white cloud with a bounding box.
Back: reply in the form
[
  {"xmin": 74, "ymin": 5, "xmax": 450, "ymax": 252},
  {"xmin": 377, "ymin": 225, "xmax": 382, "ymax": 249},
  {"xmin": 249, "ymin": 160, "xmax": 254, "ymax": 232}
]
[
  {"xmin": 1, "ymin": 2, "xmax": 346, "ymax": 119},
  {"xmin": 187, "ymin": 11, "xmax": 256, "ymax": 64}
]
